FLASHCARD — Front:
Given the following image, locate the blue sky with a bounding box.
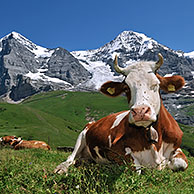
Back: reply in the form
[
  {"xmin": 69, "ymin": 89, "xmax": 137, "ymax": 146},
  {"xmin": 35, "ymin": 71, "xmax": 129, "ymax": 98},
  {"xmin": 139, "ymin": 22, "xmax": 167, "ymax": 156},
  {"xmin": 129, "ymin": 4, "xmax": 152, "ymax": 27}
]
[{"xmin": 0, "ymin": 0, "xmax": 194, "ymax": 52}]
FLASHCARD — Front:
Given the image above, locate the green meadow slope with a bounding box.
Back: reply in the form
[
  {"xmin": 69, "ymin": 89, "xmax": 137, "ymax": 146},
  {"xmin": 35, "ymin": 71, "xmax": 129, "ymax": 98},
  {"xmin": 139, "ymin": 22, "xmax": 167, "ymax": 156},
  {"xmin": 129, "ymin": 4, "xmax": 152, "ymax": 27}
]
[
  {"xmin": 0, "ymin": 90, "xmax": 193, "ymax": 154},
  {"xmin": 0, "ymin": 91, "xmax": 128, "ymax": 149}
]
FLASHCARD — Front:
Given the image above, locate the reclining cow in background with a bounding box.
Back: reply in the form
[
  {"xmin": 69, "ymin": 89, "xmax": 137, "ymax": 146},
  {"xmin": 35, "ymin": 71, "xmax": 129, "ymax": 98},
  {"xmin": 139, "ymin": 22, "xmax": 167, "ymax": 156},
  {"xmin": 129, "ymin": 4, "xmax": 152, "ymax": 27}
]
[
  {"xmin": 54, "ymin": 53, "xmax": 188, "ymax": 174},
  {"xmin": 10, "ymin": 139, "xmax": 51, "ymax": 150}
]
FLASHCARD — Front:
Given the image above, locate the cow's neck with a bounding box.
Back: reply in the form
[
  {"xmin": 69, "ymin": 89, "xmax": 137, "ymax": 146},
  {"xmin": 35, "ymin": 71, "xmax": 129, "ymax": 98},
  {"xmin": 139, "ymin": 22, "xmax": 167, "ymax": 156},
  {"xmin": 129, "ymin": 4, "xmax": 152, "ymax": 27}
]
[{"xmin": 153, "ymin": 100, "xmax": 183, "ymax": 150}]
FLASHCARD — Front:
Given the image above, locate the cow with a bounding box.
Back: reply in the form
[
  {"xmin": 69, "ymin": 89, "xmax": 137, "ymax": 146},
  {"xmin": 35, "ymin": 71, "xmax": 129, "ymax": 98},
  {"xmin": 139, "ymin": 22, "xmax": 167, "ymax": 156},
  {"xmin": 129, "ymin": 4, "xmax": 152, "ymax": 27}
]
[
  {"xmin": 10, "ymin": 139, "xmax": 51, "ymax": 150},
  {"xmin": 0, "ymin": 135, "xmax": 22, "ymax": 146},
  {"xmin": 54, "ymin": 53, "xmax": 188, "ymax": 174}
]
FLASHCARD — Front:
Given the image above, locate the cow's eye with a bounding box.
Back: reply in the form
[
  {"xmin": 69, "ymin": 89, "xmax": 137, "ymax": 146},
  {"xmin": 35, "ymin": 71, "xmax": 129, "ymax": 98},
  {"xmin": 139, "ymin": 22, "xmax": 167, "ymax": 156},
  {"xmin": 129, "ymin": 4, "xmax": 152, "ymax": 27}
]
[{"xmin": 150, "ymin": 84, "xmax": 159, "ymax": 92}]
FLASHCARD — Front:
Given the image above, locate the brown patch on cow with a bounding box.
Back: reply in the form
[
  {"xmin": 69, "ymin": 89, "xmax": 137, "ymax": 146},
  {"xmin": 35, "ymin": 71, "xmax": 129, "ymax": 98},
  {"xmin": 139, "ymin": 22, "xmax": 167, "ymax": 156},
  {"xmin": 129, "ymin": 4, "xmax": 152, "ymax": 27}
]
[
  {"xmin": 100, "ymin": 81, "xmax": 131, "ymax": 103},
  {"xmin": 156, "ymin": 74, "xmax": 185, "ymax": 93},
  {"xmin": 100, "ymin": 81, "xmax": 127, "ymax": 97}
]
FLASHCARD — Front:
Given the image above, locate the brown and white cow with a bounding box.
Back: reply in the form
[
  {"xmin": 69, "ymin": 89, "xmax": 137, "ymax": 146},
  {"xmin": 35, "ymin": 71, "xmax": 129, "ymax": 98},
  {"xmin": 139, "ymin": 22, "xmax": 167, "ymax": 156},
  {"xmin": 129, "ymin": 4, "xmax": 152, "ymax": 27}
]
[
  {"xmin": 54, "ymin": 54, "xmax": 188, "ymax": 174},
  {"xmin": 10, "ymin": 139, "xmax": 51, "ymax": 150}
]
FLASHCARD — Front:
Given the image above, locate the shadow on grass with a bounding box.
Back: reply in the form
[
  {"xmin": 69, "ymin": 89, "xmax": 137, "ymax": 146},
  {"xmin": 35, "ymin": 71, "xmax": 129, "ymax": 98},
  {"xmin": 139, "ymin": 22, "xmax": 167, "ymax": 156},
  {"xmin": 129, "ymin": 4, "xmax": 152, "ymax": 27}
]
[{"xmin": 52, "ymin": 161, "xmax": 142, "ymax": 194}]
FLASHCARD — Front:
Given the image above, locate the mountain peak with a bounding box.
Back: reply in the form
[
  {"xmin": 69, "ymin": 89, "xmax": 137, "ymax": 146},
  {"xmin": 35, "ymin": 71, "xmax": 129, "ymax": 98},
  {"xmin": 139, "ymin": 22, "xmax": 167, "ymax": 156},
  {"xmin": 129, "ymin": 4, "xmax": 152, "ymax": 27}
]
[
  {"xmin": 1, "ymin": 31, "xmax": 28, "ymax": 43},
  {"xmin": 113, "ymin": 30, "xmax": 158, "ymax": 53},
  {"xmin": 11, "ymin": 31, "xmax": 24, "ymax": 39},
  {"xmin": 0, "ymin": 31, "xmax": 54, "ymax": 59}
]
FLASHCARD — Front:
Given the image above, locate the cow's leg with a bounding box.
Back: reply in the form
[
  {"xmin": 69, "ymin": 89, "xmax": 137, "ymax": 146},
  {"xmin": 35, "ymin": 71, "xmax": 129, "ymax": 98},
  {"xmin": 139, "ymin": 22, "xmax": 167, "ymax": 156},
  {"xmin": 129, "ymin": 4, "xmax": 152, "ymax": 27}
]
[
  {"xmin": 168, "ymin": 148, "xmax": 188, "ymax": 171},
  {"xmin": 54, "ymin": 129, "xmax": 89, "ymax": 174},
  {"xmin": 125, "ymin": 147, "xmax": 142, "ymax": 174}
]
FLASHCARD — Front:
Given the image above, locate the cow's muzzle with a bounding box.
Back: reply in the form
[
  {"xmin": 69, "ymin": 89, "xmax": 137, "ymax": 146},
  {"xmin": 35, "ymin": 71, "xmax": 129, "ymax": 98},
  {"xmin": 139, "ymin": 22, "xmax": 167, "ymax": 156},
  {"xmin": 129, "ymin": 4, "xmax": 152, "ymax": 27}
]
[
  {"xmin": 129, "ymin": 105, "xmax": 157, "ymax": 127},
  {"xmin": 131, "ymin": 105, "xmax": 152, "ymax": 122}
]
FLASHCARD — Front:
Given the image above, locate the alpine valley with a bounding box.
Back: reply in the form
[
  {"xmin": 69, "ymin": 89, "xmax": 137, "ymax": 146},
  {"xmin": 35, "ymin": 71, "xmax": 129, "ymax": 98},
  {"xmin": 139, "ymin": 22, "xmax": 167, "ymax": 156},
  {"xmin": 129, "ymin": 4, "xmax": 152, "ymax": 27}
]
[{"xmin": 0, "ymin": 31, "xmax": 194, "ymax": 125}]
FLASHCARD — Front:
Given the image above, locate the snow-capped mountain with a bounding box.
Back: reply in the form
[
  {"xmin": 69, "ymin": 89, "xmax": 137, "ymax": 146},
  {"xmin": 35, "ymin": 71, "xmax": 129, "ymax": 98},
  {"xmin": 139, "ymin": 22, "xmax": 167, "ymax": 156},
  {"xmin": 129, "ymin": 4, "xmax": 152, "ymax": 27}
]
[
  {"xmin": 0, "ymin": 32, "xmax": 91, "ymax": 101},
  {"xmin": 1, "ymin": 31, "xmax": 55, "ymax": 58},
  {"xmin": 72, "ymin": 30, "xmax": 194, "ymax": 94},
  {"xmin": 0, "ymin": 31, "xmax": 194, "ymax": 125}
]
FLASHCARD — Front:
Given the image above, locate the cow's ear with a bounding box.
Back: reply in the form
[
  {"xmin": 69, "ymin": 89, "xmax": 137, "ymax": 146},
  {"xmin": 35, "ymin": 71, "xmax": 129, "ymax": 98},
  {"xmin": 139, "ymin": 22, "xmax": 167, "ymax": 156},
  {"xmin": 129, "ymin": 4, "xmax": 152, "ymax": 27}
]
[
  {"xmin": 100, "ymin": 81, "xmax": 125, "ymax": 97},
  {"xmin": 157, "ymin": 74, "xmax": 185, "ymax": 93}
]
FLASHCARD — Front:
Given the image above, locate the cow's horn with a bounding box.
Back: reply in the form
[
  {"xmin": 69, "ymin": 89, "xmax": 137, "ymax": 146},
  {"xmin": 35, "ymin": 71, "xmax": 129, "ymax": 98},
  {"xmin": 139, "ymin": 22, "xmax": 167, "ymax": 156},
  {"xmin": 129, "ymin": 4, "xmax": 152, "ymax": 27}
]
[
  {"xmin": 155, "ymin": 53, "xmax": 163, "ymax": 72},
  {"xmin": 113, "ymin": 55, "xmax": 125, "ymax": 75}
]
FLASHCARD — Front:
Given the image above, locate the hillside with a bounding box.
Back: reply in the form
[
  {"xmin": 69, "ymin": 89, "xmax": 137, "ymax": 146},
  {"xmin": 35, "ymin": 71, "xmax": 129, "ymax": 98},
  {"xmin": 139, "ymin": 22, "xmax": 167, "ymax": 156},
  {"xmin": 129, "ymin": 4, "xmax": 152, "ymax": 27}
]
[
  {"xmin": 0, "ymin": 91, "xmax": 128, "ymax": 148},
  {"xmin": 0, "ymin": 90, "xmax": 193, "ymax": 155}
]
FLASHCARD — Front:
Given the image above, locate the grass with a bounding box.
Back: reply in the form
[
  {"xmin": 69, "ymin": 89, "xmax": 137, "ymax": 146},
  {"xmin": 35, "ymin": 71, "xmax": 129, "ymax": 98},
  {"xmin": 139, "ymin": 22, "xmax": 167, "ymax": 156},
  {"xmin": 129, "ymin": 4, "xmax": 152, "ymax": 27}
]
[
  {"xmin": 0, "ymin": 149, "xmax": 194, "ymax": 194},
  {"xmin": 180, "ymin": 124, "xmax": 194, "ymax": 156}
]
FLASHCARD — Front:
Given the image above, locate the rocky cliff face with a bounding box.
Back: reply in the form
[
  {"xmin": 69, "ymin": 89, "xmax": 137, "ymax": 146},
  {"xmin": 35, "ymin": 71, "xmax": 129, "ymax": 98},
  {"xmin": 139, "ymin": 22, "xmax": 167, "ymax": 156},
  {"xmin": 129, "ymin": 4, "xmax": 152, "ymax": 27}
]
[
  {"xmin": 0, "ymin": 32, "xmax": 91, "ymax": 101},
  {"xmin": 0, "ymin": 31, "xmax": 193, "ymax": 125},
  {"xmin": 46, "ymin": 47, "xmax": 91, "ymax": 85}
]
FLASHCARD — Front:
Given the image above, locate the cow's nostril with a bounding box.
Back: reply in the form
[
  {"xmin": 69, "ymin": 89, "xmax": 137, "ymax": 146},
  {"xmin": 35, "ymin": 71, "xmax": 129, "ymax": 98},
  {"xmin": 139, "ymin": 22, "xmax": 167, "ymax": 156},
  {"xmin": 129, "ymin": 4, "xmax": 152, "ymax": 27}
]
[
  {"xmin": 145, "ymin": 107, "xmax": 151, "ymax": 114},
  {"xmin": 131, "ymin": 108, "xmax": 137, "ymax": 116}
]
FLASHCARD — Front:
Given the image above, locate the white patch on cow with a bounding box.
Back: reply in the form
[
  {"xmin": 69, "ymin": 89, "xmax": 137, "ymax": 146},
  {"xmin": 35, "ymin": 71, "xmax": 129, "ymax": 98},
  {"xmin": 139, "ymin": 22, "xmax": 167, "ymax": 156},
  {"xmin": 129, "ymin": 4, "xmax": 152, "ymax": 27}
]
[
  {"xmin": 0, "ymin": 137, "xmax": 3, "ymax": 142},
  {"xmin": 133, "ymin": 149, "xmax": 158, "ymax": 168},
  {"xmin": 17, "ymin": 140, "xmax": 23, "ymax": 145},
  {"xmin": 168, "ymin": 157, "xmax": 188, "ymax": 171},
  {"xmin": 124, "ymin": 142, "xmax": 182, "ymax": 172},
  {"xmin": 150, "ymin": 144, "xmax": 166, "ymax": 170},
  {"xmin": 54, "ymin": 128, "xmax": 88, "ymax": 174},
  {"xmin": 155, "ymin": 142, "xmax": 187, "ymax": 170},
  {"xmin": 34, "ymin": 142, "xmax": 38, "ymax": 145},
  {"xmin": 168, "ymin": 147, "xmax": 188, "ymax": 171},
  {"xmin": 108, "ymin": 135, "xmax": 112, "ymax": 148},
  {"xmin": 125, "ymin": 147, "xmax": 141, "ymax": 174},
  {"xmin": 162, "ymin": 142, "xmax": 174, "ymax": 159},
  {"xmin": 68, "ymin": 129, "xmax": 87, "ymax": 161},
  {"xmin": 124, "ymin": 62, "xmax": 161, "ymax": 127},
  {"xmin": 149, "ymin": 126, "xmax": 158, "ymax": 142},
  {"xmin": 172, "ymin": 148, "xmax": 182, "ymax": 157},
  {"xmin": 88, "ymin": 121, "xmax": 95, "ymax": 124},
  {"xmin": 126, "ymin": 143, "xmax": 171, "ymax": 171},
  {"xmin": 93, "ymin": 146, "xmax": 109, "ymax": 163},
  {"xmin": 111, "ymin": 111, "xmax": 130, "ymax": 129},
  {"xmin": 17, "ymin": 137, "xmax": 22, "ymax": 141},
  {"xmin": 125, "ymin": 147, "xmax": 132, "ymax": 155}
]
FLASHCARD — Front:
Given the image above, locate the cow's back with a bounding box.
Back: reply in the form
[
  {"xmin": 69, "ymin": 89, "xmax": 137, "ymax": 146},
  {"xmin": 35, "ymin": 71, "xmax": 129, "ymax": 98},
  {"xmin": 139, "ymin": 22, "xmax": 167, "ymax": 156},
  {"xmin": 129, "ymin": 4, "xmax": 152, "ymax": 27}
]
[{"xmin": 14, "ymin": 140, "xmax": 51, "ymax": 150}]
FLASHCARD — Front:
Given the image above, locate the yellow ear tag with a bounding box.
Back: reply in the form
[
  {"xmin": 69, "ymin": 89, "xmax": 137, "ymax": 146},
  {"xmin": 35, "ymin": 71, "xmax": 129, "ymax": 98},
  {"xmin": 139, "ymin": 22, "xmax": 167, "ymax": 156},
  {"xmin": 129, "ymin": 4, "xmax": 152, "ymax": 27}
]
[
  {"xmin": 168, "ymin": 84, "xmax": 176, "ymax": 92},
  {"xmin": 107, "ymin": 87, "xmax": 115, "ymax": 95}
]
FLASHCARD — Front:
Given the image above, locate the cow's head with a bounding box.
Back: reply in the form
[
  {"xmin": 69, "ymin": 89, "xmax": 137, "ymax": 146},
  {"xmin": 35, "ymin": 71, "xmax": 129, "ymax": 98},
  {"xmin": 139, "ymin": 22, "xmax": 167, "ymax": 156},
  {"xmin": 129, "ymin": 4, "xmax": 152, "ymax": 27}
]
[
  {"xmin": 100, "ymin": 54, "xmax": 185, "ymax": 127},
  {"xmin": 1, "ymin": 136, "xmax": 22, "ymax": 145},
  {"xmin": 9, "ymin": 138, "xmax": 22, "ymax": 147}
]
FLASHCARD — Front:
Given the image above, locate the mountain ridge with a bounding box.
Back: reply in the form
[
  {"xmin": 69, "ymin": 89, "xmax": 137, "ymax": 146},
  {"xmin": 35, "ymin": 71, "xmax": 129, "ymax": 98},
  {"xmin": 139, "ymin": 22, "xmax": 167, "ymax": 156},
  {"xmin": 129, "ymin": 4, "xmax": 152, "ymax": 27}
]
[{"xmin": 0, "ymin": 31, "xmax": 194, "ymax": 125}]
